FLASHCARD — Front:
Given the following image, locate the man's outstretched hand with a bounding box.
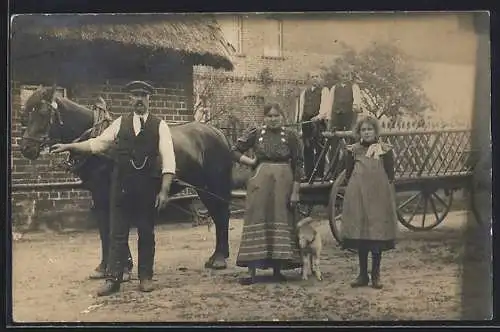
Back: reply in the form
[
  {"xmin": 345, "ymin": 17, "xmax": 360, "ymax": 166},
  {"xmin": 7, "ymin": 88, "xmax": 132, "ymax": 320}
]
[{"xmin": 50, "ymin": 143, "xmax": 70, "ymax": 154}]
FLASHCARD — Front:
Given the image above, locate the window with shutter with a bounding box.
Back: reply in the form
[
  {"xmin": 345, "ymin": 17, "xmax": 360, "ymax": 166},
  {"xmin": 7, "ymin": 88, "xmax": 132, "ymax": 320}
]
[
  {"xmin": 263, "ymin": 19, "xmax": 283, "ymax": 58},
  {"xmin": 218, "ymin": 15, "xmax": 244, "ymax": 55}
]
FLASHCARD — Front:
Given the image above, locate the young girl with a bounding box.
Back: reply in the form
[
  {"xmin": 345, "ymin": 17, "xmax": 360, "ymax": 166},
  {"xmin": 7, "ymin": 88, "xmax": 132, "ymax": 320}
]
[
  {"xmin": 341, "ymin": 115, "xmax": 397, "ymax": 289},
  {"xmin": 232, "ymin": 103, "xmax": 303, "ymax": 284}
]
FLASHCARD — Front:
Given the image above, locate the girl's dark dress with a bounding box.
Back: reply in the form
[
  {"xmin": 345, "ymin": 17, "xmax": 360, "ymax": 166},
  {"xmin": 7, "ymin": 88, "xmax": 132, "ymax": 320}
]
[
  {"xmin": 232, "ymin": 125, "xmax": 304, "ymax": 270},
  {"xmin": 341, "ymin": 140, "xmax": 398, "ymax": 252}
]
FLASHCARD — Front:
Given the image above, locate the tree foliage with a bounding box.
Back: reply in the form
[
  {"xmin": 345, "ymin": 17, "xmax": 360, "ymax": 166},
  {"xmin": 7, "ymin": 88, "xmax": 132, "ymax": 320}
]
[
  {"xmin": 193, "ymin": 68, "xmax": 242, "ymax": 125},
  {"xmin": 322, "ymin": 41, "xmax": 435, "ymax": 120}
]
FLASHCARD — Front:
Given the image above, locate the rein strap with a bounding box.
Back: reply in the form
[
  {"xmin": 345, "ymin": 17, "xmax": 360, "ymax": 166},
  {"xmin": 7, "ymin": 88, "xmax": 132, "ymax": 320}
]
[{"xmin": 62, "ymin": 108, "xmax": 113, "ymax": 173}]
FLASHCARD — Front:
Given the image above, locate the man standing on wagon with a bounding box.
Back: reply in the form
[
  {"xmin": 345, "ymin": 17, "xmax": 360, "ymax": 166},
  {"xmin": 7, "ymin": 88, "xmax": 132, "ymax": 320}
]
[
  {"xmin": 50, "ymin": 81, "xmax": 176, "ymax": 296},
  {"xmin": 294, "ymin": 70, "xmax": 331, "ymax": 181},
  {"xmin": 327, "ymin": 67, "xmax": 363, "ymax": 154}
]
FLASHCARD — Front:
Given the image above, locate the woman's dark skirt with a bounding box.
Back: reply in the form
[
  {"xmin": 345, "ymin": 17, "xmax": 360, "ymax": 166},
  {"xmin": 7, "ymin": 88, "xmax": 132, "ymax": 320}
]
[
  {"xmin": 342, "ymin": 239, "xmax": 395, "ymax": 253},
  {"xmin": 236, "ymin": 162, "xmax": 302, "ymax": 271}
]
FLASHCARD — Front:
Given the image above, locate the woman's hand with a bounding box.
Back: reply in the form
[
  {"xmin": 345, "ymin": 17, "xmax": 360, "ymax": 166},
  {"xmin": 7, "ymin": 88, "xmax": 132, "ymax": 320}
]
[
  {"xmin": 239, "ymin": 155, "xmax": 257, "ymax": 168},
  {"xmin": 50, "ymin": 143, "xmax": 71, "ymax": 154}
]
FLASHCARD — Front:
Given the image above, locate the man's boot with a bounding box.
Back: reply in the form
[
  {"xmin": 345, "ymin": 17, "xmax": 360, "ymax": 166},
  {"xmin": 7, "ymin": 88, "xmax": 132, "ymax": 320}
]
[
  {"xmin": 371, "ymin": 252, "xmax": 383, "ymax": 289},
  {"xmin": 351, "ymin": 249, "xmax": 369, "ymax": 288},
  {"xmin": 97, "ymin": 277, "xmax": 121, "ymax": 297}
]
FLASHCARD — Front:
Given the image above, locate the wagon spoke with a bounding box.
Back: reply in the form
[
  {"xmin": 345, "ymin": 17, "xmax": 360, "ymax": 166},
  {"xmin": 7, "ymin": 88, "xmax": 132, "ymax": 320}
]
[
  {"xmin": 429, "ymin": 195, "xmax": 441, "ymax": 222},
  {"xmin": 431, "ymin": 191, "xmax": 448, "ymax": 208},
  {"xmin": 421, "ymin": 195, "xmax": 428, "ymax": 228},
  {"xmin": 398, "ymin": 192, "xmax": 421, "ymax": 211},
  {"xmin": 406, "ymin": 194, "xmax": 424, "ymax": 224}
]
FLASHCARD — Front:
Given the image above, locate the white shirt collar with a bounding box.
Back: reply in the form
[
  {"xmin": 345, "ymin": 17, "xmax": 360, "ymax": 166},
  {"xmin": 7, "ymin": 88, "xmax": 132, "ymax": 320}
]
[{"xmin": 133, "ymin": 112, "xmax": 149, "ymax": 120}]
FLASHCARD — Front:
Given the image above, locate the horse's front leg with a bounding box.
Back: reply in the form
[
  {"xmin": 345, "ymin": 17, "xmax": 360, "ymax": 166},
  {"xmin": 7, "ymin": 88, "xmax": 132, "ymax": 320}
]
[
  {"xmin": 199, "ymin": 195, "xmax": 230, "ymax": 270},
  {"xmin": 88, "ymin": 197, "xmax": 133, "ymax": 280},
  {"xmin": 89, "ymin": 203, "xmax": 110, "ymax": 279}
]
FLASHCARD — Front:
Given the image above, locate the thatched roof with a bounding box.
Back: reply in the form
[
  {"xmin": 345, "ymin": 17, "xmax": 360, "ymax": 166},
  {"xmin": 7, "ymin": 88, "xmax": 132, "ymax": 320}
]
[{"xmin": 11, "ymin": 14, "xmax": 234, "ymax": 84}]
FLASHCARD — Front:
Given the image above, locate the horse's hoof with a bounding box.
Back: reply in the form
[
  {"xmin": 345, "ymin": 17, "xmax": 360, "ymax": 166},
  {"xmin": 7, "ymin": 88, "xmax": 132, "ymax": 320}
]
[
  {"xmin": 205, "ymin": 255, "xmax": 227, "ymax": 270},
  {"xmin": 89, "ymin": 264, "xmax": 107, "ymax": 280},
  {"xmin": 211, "ymin": 258, "xmax": 228, "ymax": 270},
  {"xmin": 204, "ymin": 255, "xmax": 216, "ymax": 269},
  {"xmin": 89, "ymin": 270, "xmax": 107, "ymax": 280},
  {"xmin": 239, "ymin": 277, "xmax": 255, "ymax": 286},
  {"xmin": 212, "ymin": 262, "xmax": 227, "ymax": 270},
  {"xmin": 122, "ymin": 271, "xmax": 131, "ymax": 283}
]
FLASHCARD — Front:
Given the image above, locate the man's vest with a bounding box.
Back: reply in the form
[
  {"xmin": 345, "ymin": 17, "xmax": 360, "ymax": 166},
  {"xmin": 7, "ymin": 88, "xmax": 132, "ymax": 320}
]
[
  {"xmin": 114, "ymin": 113, "xmax": 162, "ymax": 179},
  {"xmin": 333, "ymin": 83, "xmax": 354, "ymax": 113},
  {"xmin": 302, "ymin": 87, "xmax": 323, "ymax": 120}
]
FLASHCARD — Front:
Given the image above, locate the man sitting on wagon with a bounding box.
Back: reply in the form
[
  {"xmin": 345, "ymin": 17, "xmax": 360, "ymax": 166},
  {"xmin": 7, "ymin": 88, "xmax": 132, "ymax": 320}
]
[
  {"xmin": 294, "ymin": 70, "xmax": 331, "ymax": 181},
  {"xmin": 327, "ymin": 67, "xmax": 363, "ymax": 155}
]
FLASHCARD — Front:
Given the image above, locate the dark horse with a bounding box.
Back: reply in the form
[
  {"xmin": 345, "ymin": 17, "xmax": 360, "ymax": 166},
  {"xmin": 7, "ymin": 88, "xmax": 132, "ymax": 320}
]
[{"xmin": 19, "ymin": 85, "xmax": 233, "ymax": 271}]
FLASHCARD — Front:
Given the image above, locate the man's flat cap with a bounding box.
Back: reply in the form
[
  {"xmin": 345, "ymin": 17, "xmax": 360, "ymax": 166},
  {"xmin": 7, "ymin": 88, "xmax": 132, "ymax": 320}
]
[{"xmin": 125, "ymin": 81, "xmax": 154, "ymax": 95}]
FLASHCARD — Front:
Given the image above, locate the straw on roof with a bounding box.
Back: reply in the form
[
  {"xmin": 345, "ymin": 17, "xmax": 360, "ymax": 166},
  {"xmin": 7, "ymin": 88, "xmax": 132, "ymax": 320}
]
[{"xmin": 11, "ymin": 14, "xmax": 235, "ymax": 72}]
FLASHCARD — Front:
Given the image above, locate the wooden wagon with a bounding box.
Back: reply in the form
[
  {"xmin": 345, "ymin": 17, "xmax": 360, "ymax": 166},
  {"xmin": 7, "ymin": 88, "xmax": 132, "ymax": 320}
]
[{"xmin": 296, "ymin": 128, "xmax": 482, "ymax": 245}]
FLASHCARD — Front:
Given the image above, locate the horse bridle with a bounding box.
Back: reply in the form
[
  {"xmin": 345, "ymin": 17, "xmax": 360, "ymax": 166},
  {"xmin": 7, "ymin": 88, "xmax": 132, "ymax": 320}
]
[{"xmin": 21, "ymin": 99, "xmax": 64, "ymax": 148}]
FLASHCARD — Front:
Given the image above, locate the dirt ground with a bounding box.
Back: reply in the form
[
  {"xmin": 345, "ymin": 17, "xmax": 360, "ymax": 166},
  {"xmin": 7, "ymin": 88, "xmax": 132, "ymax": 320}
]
[{"xmin": 12, "ymin": 211, "xmax": 471, "ymax": 323}]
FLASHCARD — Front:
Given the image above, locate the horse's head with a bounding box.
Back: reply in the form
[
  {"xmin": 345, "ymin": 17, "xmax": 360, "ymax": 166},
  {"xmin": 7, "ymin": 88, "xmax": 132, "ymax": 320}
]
[{"xmin": 19, "ymin": 85, "xmax": 63, "ymax": 160}]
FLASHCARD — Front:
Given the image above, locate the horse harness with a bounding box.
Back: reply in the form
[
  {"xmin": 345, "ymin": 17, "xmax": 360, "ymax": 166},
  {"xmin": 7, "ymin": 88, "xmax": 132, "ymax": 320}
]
[
  {"xmin": 60, "ymin": 108, "xmax": 114, "ymax": 173},
  {"xmin": 21, "ymin": 99, "xmax": 64, "ymax": 147}
]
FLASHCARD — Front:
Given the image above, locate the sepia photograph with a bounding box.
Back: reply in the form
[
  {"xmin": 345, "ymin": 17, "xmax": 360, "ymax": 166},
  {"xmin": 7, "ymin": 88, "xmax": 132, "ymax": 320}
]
[{"xmin": 8, "ymin": 11, "xmax": 492, "ymax": 323}]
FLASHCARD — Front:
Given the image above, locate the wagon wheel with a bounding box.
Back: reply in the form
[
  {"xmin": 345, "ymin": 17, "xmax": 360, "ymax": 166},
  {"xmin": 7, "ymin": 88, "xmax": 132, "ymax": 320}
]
[
  {"xmin": 396, "ymin": 187, "xmax": 453, "ymax": 231},
  {"xmin": 327, "ymin": 170, "xmax": 356, "ymax": 253}
]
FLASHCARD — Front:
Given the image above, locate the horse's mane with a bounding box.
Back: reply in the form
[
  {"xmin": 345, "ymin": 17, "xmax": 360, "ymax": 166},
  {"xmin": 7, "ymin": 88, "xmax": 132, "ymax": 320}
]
[
  {"xmin": 22, "ymin": 87, "xmax": 94, "ymax": 122},
  {"xmin": 25, "ymin": 87, "xmax": 196, "ymax": 126},
  {"xmin": 23, "ymin": 87, "xmax": 50, "ymax": 112},
  {"xmin": 55, "ymin": 96, "xmax": 94, "ymax": 115}
]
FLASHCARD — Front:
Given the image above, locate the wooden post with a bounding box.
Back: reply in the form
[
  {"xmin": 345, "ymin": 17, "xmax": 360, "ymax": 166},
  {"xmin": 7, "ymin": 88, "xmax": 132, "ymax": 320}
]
[{"xmin": 461, "ymin": 12, "xmax": 492, "ymax": 320}]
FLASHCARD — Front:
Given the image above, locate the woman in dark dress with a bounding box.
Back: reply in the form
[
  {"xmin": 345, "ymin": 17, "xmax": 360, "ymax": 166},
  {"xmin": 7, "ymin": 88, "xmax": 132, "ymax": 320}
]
[
  {"xmin": 232, "ymin": 103, "xmax": 304, "ymax": 284},
  {"xmin": 341, "ymin": 115, "xmax": 398, "ymax": 289}
]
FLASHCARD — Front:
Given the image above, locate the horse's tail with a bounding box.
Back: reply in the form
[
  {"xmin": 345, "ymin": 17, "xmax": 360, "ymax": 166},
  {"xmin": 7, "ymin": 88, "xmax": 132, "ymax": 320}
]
[
  {"xmin": 206, "ymin": 124, "xmax": 232, "ymax": 151},
  {"xmin": 203, "ymin": 124, "xmax": 246, "ymax": 191}
]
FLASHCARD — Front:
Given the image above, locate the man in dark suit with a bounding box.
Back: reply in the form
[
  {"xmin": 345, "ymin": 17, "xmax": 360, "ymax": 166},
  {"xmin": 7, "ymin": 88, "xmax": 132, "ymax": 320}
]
[
  {"xmin": 328, "ymin": 68, "xmax": 362, "ymax": 132},
  {"xmin": 327, "ymin": 68, "xmax": 363, "ymax": 159},
  {"xmin": 51, "ymin": 81, "xmax": 176, "ymax": 296},
  {"xmin": 294, "ymin": 71, "xmax": 330, "ymax": 180}
]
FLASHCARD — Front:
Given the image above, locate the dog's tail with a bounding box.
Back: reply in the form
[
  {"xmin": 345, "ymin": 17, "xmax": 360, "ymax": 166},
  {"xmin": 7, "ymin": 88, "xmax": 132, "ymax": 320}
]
[{"xmin": 296, "ymin": 217, "xmax": 315, "ymax": 229}]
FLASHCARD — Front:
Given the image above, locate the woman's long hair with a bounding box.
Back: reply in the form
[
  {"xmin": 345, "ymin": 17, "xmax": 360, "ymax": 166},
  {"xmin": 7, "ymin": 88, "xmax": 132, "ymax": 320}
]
[{"xmin": 352, "ymin": 114, "xmax": 381, "ymax": 142}]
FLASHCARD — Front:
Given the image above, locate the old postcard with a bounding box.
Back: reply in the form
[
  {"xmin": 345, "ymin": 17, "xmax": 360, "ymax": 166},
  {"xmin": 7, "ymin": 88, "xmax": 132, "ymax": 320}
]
[{"xmin": 9, "ymin": 12, "xmax": 492, "ymax": 323}]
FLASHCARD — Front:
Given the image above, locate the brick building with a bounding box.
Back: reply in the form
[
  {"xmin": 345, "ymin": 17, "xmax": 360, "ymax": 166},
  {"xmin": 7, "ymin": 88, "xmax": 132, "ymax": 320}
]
[
  {"xmin": 10, "ymin": 14, "xmax": 233, "ymax": 228},
  {"xmin": 194, "ymin": 12, "xmax": 478, "ymax": 128}
]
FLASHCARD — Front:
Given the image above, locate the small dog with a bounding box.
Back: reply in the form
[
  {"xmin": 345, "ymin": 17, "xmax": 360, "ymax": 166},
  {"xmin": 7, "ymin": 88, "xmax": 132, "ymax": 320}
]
[{"xmin": 296, "ymin": 217, "xmax": 323, "ymax": 281}]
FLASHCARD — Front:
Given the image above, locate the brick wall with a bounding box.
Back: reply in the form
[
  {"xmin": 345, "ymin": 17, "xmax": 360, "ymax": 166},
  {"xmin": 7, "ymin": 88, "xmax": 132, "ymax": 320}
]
[
  {"xmin": 11, "ymin": 68, "xmax": 195, "ymax": 228},
  {"xmin": 194, "ymin": 67, "xmax": 307, "ymax": 130},
  {"xmin": 216, "ymin": 13, "xmax": 476, "ymax": 80},
  {"xmin": 199, "ymin": 13, "xmax": 478, "ymax": 133}
]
